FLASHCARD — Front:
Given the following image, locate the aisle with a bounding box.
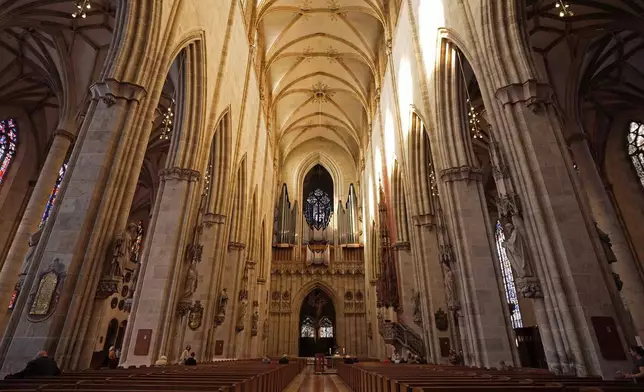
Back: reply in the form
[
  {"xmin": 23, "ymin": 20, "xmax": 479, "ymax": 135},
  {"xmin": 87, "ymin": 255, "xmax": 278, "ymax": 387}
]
[{"xmin": 282, "ymin": 366, "xmax": 353, "ymax": 392}]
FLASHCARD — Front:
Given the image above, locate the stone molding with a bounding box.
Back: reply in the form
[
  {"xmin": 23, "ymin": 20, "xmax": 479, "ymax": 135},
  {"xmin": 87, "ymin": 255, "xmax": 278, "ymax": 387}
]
[
  {"xmin": 228, "ymin": 242, "xmax": 246, "ymax": 251},
  {"xmin": 159, "ymin": 167, "xmax": 201, "ymax": 182},
  {"xmin": 246, "ymin": 259, "xmax": 257, "ymax": 269},
  {"xmin": 256, "ymin": 278, "xmax": 266, "ymax": 285},
  {"xmin": 495, "ymin": 79, "xmax": 553, "ymax": 113},
  {"xmin": 392, "ymin": 241, "xmax": 411, "ymax": 251},
  {"xmin": 52, "ymin": 129, "xmax": 77, "ymax": 143},
  {"xmin": 440, "ymin": 166, "xmax": 484, "ymax": 183},
  {"xmin": 90, "ymin": 78, "xmax": 147, "ymax": 105}
]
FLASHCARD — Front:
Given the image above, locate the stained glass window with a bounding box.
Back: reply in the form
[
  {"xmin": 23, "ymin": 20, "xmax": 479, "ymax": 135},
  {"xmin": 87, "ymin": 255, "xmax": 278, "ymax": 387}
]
[
  {"xmin": 300, "ymin": 316, "xmax": 315, "ymax": 338},
  {"xmin": 627, "ymin": 121, "xmax": 644, "ymax": 187},
  {"xmin": 495, "ymin": 221, "xmax": 523, "ymax": 329},
  {"xmin": 305, "ymin": 188, "xmax": 332, "ymax": 230},
  {"xmin": 39, "ymin": 163, "xmax": 68, "ymax": 228},
  {"xmin": 319, "ymin": 317, "xmax": 333, "ymax": 338},
  {"xmin": 0, "ymin": 118, "xmax": 18, "ymax": 185}
]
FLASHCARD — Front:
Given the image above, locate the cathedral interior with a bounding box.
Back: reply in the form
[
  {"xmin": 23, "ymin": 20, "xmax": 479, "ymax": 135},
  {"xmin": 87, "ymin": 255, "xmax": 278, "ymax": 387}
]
[{"xmin": 0, "ymin": 0, "xmax": 643, "ymax": 384}]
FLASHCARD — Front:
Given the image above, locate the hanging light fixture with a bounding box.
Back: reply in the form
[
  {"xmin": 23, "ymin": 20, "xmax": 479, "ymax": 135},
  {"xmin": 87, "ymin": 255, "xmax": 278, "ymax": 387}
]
[
  {"xmin": 428, "ymin": 163, "xmax": 439, "ymax": 197},
  {"xmin": 159, "ymin": 100, "xmax": 174, "ymax": 140},
  {"xmin": 457, "ymin": 52, "xmax": 484, "ymax": 140},
  {"xmin": 555, "ymin": 0, "xmax": 573, "ymax": 17},
  {"xmin": 71, "ymin": 0, "xmax": 91, "ymax": 18}
]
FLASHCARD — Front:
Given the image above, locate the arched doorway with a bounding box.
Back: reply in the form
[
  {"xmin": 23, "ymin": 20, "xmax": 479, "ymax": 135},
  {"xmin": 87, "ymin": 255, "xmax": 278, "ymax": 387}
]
[{"xmin": 299, "ymin": 288, "xmax": 335, "ymax": 357}]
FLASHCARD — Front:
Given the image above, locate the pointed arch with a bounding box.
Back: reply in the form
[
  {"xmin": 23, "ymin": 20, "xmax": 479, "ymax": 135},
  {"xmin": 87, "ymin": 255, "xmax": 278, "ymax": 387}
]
[
  {"xmin": 407, "ymin": 110, "xmax": 438, "ymax": 218},
  {"xmin": 229, "ymin": 156, "xmax": 248, "ymax": 243},
  {"xmin": 207, "ymin": 107, "xmax": 233, "ymax": 214},
  {"xmin": 391, "ymin": 160, "xmax": 409, "ymax": 244}
]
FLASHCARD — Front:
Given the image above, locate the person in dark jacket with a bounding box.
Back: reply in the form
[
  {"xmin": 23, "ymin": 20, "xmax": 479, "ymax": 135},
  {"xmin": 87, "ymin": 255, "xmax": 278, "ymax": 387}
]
[
  {"xmin": 5, "ymin": 351, "xmax": 61, "ymax": 379},
  {"xmin": 184, "ymin": 352, "xmax": 197, "ymax": 366},
  {"xmin": 278, "ymin": 354, "xmax": 289, "ymax": 364}
]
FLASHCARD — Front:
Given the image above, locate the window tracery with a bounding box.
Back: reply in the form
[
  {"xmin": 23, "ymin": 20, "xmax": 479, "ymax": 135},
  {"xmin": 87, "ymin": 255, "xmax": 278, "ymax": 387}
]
[
  {"xmin": 495, "ymin": 221, "xmax": 523, "ymax": 329},
  {"xmin": 627, "ymin": 121, "xmax": 644, "ymax": 187},
  {"xmin": 300, "ymin": 316, "xmax": 315, "ymax": 338},
  {"xmin": 0, "ymin": 119, "xmax": 18, "ymax": 185},
  {"xmin": 305, "ymin": 188, "xmax": 332, "ymax": 230},
  {"xmin": 39, "ymin": 163, "xmax": 68, "ymax": 228},
  {"xmin": 319, "ymin": 316, "xmax": 333, "ymax": 338}
]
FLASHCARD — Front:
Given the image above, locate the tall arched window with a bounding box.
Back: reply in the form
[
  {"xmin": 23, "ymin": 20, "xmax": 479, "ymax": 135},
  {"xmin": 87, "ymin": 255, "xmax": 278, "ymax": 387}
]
[
  {"xmin": 0, "ymin": 119, "xmax": 18, "ymax": 185},
  {"xmin": 495, "ymin": 221, "xmax": 523, "ymax": 329},
  {"xmin": 39, "ymin": 163, "xmax": 68, "ymax": 228},
  {"xmin": 300, "ymin": 316, "xmax": 315, "ymax": 338},
  {"xmin": 319, "ymin": 316, "xmax": 333, "ymax": 338},
  {"xmin": 627, "ymin": 121, "xmax": 644, "ymax": 187}
]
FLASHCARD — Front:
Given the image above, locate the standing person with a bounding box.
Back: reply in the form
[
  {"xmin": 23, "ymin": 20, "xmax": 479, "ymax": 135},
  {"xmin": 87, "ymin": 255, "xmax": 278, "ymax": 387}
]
[
  {"xmin": 179, "ymin": 345, "xmax": 191, "ymax": 364},
  {"xmin": 4, "ymin": 351, "xmax": 61, "ymax": 379}
]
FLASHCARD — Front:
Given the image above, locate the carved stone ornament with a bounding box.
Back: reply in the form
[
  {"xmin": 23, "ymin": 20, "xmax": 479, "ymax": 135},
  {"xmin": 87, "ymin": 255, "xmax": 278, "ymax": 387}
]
[
  {"xmin": 176, "ymin": 299, "xmax": 192, "ymax": 316},
  {"xmin": 187, "ymin": 244, "xmax": 203, "ymax": 263},
  {"xmin": 228, "ymin": 241, "xmax": 246, "ymax": 251},
  {"xmin": 96, "ymin": 275, "xmax": 123, "ymax": 299},
  {"xmin": 251, "ymin": 301, "xmax": 259, "ymax": 336},
  {"xmin": 434, "ymin": 308, "xmax": 449, "ymax": 331},
  {"xmin": 497, "ymin": 193, "xmax": 521, "ymax": 218},
  {"xmin": 262, "ymin": 319, "xmax": 269, "ymax": 340},
  {"xmin": 123, "ymin": 298, "xmax": 133, "ymax": 313},
  {"xmin": 367, "ymin": 322, "xmax": 373, "ymax": 340},
  {"xmin": 515, "ymin": 277, "xmax": 543, "ymax": 298},
  {"xmin": 90, "ymin": 79, "xmax": 147, "ymax": 104},
  {"xmin": 440, "ymin": 166, "xmax": 484, "ymax": 183},
  {"xmin": 189, "ymin": 300, "xmax": 204, "ymax": 330},
  {"xmin": 215, "ymin": 288, "xmax": 228, "ymax": 326},
  {"xmin": 27, "ymin": 258, "xmax": 66, "ymax": 323},
  {"xmin": 392, "ymin": 241, "xmax": 411, "ymax": 251},
  {"xmin": 439, "ymin": 244, "xmax": 453, "ymax": 264},
  {"xmin": 159, "ymin": 167, "xmax": 200, "ymax": 182},
  {"xmin": 494, "ymin": 79, "xmax": 553, "ymax": 113}
]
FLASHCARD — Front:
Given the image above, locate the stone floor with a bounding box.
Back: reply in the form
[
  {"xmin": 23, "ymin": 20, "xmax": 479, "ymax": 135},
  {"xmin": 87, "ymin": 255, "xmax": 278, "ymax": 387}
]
[{"xmin": 283, "ymin": 366, "xmax": 352, "ymax": 392}]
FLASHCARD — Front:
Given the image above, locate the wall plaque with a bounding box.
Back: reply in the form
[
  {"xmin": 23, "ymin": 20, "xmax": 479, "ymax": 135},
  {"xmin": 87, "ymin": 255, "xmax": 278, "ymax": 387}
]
[
  {"xmin": 27, "ymin": 258, "xmax": 66, "ymax": 322},
  {"xmin": 133, "ymin": 329, "xmax": 152, "ymax": 356},
  {"xmin": 214, "ymin": 340, "xmax": 224, "ymax": 355}
]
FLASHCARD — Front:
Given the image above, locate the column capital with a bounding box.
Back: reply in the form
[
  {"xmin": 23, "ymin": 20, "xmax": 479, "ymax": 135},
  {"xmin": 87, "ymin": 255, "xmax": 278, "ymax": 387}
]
[
  {"xmin": 495, "ymin": 79, "xmax": 553, "ymax": 113},
  {"xmin": 203, "ymin": 213, "xmax": 226, "ymax": 226},
  {"xmin": 411, "ymin": 213, "xmax": 436, "ymax": 229},
  {"xmin": 52, "ymin": 129, "xmax": 76, "ymax": 143},
  {"xmin": 228, "ymin": 241, "xmax": 246, "ymax": 251},
  {"xmin": 159, "ymin": 167, "xmax": 201, "ymax": 182},
  {"xmin": 392, "ymin": 241, "xmax": 410, "ymax": 251},
  {"xmin": 90, "ymin": 79, "xmax": 147, "ymax": 106},
  {"xmin": 440, "ymin": 165, "xmax": 484, "ymax": 183}
]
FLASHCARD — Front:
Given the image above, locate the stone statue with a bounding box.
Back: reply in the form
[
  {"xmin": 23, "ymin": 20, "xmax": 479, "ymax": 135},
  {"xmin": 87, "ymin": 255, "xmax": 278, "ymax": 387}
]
[
  {"xmin": 217, "ymin": 288, "xmax": 228, "ymax": 316},
  {"xmin": 595, "ymin": 223, "xmax": 617, "ymax": 264},
  {"xmin": 411, "ymin": 290, "xmax": 422, "ymax": 326},
  {"xmin": 182, "ymin": 261, "xmax": 198, "ymax": 301},
  {"xmin": 262, "ymin": 319, "xmax": 269, "ymax": 340},
  {"xmin": 502, "ymin": 217, "xmax": 533, "ymax": 279},
  {"xmin": 251, "ymin": 305, "xmax": 259, "ymax": 336},
  {"xmin": 20, "ymin": 227, "xmax": 43, "ymax": 276},
  {"xmin": 236, "ymin": 298, "xmax": 248, "ymax": 332},
  {"xmin": 109, "ymin": 222, "xmax": 138, "ymax": 278},
  {"xmin": 442, "ymin": 262, "xmax": 456, "ymax": 309}
]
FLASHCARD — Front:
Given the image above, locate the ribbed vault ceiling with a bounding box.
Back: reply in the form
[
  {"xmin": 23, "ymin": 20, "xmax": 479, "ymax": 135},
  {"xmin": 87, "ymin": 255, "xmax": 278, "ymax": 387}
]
[{"xmin": 257, "ymin": 0, "xmax": 386, "ymax": 162}]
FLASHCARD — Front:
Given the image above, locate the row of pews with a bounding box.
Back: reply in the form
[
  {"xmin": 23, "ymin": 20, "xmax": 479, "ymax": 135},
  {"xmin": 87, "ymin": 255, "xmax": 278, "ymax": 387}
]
[
  {"xmin": 337, "ymin": 362, "xmax": 644, "ymax": 392},
  {"xmin": 0, "ymin": 358, "xmax": 305, "ymax": 392}
]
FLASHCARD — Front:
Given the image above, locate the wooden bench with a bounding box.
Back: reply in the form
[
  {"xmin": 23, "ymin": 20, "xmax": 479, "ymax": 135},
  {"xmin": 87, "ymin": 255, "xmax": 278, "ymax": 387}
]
[
  {"xmin": 337, "ymin": 362, "xmax": 643, "ymax": 392},
  {"xmin": 0, "ymin": 358, "xmax": 305, "ymax": 392}
]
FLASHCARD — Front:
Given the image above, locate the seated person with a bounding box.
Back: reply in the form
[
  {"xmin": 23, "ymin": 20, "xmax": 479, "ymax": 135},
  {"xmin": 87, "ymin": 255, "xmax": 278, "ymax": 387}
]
[
  {"xmin": 617, "ymin": 346, "xmax": 644, "ymax": 380},
  {"xmin": 5, "ymin": 351, "xmax": 61, "ymax": 379},
  {"xmin": 262, "ymin": 356, "xmax": 271, "ymax": 364},
  {"xmin": 278, "ymin": 354, "xmax": 289, "ymax": 364},
  {"xmin": 154, "ymin": 355, "xmax": 168, "ymax": 366},
  {"xmin": 343, "ymin": 355, "xmax": 354, "ymax": 364},
  {"xmin": 184, "ymin": 352, "xmax": 197, "ymax": 366}
]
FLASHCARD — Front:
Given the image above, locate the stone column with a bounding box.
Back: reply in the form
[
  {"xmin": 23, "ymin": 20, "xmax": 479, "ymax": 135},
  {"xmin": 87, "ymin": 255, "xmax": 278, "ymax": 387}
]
[
  {"xmin": 570, "ymin": 133, "xmax": 644, "ymax": 342},
  {"xmin": 0, "ymin": 81, "xmax": 147, "ymax": 376},
  {"xmin": 0, "ymin": 129, "xmax": 73, "ymax": 332},
  {"xmin": 120, "ymin": 167, "xmax": 201, "ymax": 367}
]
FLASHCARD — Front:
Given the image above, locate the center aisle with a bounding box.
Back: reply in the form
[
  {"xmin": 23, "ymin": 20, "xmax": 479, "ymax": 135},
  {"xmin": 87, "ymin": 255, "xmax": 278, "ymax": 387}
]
[{"xmin": 282, "ymin": 366, "xmax": 353, "ymax": 392}]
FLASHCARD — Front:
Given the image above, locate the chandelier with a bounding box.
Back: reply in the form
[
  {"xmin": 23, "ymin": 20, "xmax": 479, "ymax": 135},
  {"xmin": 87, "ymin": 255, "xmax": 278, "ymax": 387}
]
[
  {"xmin": 159, "ymin": 101, "xmax": 174, "ymax": 140},
  {"xmin": 71, "ymin": 0, "xmax": 91, "ymax": 18},
  {"xmin": 555, "ymin": 1, "xmax": 573, "ymax": 17},
  {"xmin": 429, "ymin": 163, "xmax": 439, "ymax": 197},
  {"xmin": 467, "ymin": 99, "xmax": 484, "ymax": 139}
]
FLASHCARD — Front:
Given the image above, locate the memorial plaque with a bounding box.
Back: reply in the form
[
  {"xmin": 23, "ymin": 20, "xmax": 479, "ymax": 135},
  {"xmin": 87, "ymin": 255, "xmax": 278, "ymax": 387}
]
[
  {"xmin": 215, "ymin": 340, "xmax": 224, "ymax": 355},
  {"xmin": 134, "ymin": 329, "xmax": 152, "ymax": 356}
]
